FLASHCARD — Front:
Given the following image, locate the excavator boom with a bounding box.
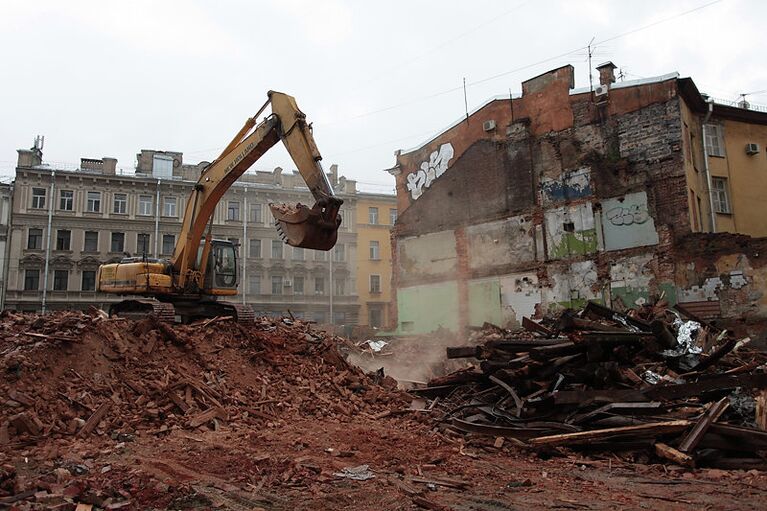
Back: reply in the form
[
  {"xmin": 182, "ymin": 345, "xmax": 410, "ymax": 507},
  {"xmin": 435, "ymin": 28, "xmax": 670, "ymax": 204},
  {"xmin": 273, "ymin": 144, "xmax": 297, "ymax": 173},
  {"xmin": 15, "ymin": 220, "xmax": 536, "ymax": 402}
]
[{"xmin": 172, "ymin": 91, "xmax": 342, "ymax": 290}]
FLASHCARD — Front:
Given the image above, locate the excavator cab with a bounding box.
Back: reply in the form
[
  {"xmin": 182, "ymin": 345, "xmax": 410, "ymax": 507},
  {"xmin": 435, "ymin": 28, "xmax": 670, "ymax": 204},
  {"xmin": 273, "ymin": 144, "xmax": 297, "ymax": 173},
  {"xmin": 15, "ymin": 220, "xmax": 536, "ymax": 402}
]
[{"xmin": 199, "ymin": 239, "xmax": 238, "ymax": 292}]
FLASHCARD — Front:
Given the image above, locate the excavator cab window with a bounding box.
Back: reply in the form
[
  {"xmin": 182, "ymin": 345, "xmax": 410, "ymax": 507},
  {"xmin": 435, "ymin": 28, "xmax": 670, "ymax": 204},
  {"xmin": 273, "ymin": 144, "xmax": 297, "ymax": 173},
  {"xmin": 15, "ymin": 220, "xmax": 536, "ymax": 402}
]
[{"xmin": 204, "ymin": 240, "xmax": 237, "ymax": 289}]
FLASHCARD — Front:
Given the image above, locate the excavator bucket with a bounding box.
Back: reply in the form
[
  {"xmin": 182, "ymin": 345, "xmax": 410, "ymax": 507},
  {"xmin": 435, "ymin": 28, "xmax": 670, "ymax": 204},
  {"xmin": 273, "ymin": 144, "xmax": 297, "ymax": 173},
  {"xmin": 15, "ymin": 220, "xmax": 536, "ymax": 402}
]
[{"xmin": 270, "ymin": 199, "xmax": 342, "ymax": 251}]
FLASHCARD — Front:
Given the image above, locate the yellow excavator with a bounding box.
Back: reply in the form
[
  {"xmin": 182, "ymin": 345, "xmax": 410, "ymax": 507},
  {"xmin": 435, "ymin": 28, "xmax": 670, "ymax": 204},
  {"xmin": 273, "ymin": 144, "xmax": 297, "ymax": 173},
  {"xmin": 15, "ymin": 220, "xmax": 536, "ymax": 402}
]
[{"xmin": 96, "ymin": 91, "xmax": 342, "ymax": 322}]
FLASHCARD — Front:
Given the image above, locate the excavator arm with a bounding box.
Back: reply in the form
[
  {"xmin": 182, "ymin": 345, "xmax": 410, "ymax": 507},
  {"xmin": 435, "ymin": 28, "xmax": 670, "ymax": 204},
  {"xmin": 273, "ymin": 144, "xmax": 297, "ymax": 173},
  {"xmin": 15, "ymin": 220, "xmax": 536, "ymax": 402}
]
[{"xmin": 172, "ymin": 91, "xmax": 342, "ymax": 290}]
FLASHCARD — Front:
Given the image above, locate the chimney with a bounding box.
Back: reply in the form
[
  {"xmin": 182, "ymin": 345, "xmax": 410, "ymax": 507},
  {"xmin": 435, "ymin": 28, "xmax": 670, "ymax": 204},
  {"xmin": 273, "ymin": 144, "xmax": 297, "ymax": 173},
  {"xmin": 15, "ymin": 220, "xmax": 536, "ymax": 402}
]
[
  {"xmin": 596, "ymin": 61, "xmax": 617, "ymax": 86},
  {"xmin": 329, "ymin": 164, "xmax": 339, "ymax": 186},
  {"xmin": 102, "ymin": 157, "xmax": 117, "ymax": 175},
  {"xmin": 16, "ymin": 137, "xmax": 44, "ymax": 168}
]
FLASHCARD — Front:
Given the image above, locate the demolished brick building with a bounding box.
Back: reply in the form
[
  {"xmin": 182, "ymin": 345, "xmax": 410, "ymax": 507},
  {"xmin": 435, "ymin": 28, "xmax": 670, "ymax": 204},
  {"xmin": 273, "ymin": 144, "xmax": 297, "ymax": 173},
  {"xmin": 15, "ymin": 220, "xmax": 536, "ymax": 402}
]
[{"xmin": 386, "ymin": 63, "xmax": 767, "ymax": 335}]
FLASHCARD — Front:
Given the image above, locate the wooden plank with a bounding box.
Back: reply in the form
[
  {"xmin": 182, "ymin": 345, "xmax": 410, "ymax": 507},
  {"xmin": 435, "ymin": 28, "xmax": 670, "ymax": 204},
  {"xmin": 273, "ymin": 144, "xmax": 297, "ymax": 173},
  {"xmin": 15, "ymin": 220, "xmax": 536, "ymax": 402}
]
[
  {"xmin": 188, "ymin": 406, "xmax": 227, "ymax": 428},
  {"xmin": 655, "ymin": 442, "xmax": 694, "ymax": 467},
  {"xmin": 529, "ymin": 420, "xmax": 691, "ymax": 447},
  {"xmin": 445, "ymin": 346, "xmax": 479, "ymax": 359},
  {"xmin": 553, "ymin": 389, "xmax": 647, "ymax": 405},
  {"xmin": 522, "ymin": 317, "xmax": 554, "ymax": 337},
  {"xmin": 644, "ymin": 373, "xmax": 767, "ymax": 401},
  {"xmin": 757, "ymin": 390, "xmax": 767, "ymax": 431},
  {"xmin": 529, "ymin": 342, "xmax": 581, "ymax": 361},
  {"xmin": 78, "ymin": 401, "xmax": 111, "ymax": 437},
  {"xmin": 679, "ymin": 397, "xmax": 729, "ymax": 453}
]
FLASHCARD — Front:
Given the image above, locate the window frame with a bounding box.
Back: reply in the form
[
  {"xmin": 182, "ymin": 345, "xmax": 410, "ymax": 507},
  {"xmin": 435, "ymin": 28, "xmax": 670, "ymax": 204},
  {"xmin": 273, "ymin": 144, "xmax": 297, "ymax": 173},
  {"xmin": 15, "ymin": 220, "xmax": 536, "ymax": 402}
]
[
  {"xmin": 53, "ymin": 269, "xmax": 68, "ymax": 291},
  {"xmin": 271, "ymin": 239, "xmax": 283, "ymax": 259},
  {"xmin": 389, "ymin": 208, "xmax": 397, "ymax": 225},
  {"xmin": 163, "ymin": 196, "xmax": 177, "ymax": 217},
  {"xmin": 249, "ymin": 239, "xmax": 261, "ymax": 258},
  {"xmin": 162, "ymin": 234, "xmax": 176, "ymax": 255},
  {"xmin": 227, "ymin": 201, "xmax": 240, "ymax": 221},
  {"xmin": 55, "ymin": 229, "xmax": 71, "ymax": 251},
  {"xmin": 81, "ymin": 270, "xmax": 96, "ymax": 291},
  {"xmin": 314, "ymin": 276, "xmax": 325, "ymax": 295},
  {"xmin": 27, "ymin": 228, "xmax": 43, "ymax": 250},
  {"xmin": 59, "ymin": 190, "xmax": 74, "ymax": 211},
  {"xmin": 370, "ymin": 274, "xmax": 381, "ymax": 294},
  {"xmin": 24, "ymin": 269, "xmax": 40, "ymax": 291},
  {"xmin": 369, "ymin": 240, "xmax": 380, "ymax": 260},
  {"xmin": 271, "ymin": 275, "xmax": 283, "ymax": 295},
  {"xmin": 86, "ymin": 191, "xmax": 101, "ymax": 213},
  {"xmin": 110, "ymin": 232, "xmax": 125, "ymax": 253},
  {"xmin": 368, "ymin": 207, "xmax": 379, "ymax": 225},
  {"xmin": 137, "ymin": 233, "xmax": 151, "ymax": 255},
  {"xmin": 113, "ymin": 193, "xmax": 128, "ymax": 214},
  {"xmin": 138, "ymin": 195, "xmax": 153, "ymax": 216},
  {"xmin": 31, "ymin": 187, "xmax": 46, "ymax": 209},
  {"xmin": 293, "ymin": 275, "xmax": 304, "ymax": 294},
  {"xmin": 83, "ymin": 231, "xmax": 99, "ymax": 252},
  {"xmin": 704, "ymin": 124, "xmax": 726, "ymax": 158},
  {"xmin": 711, "ymin": 177, "xmax": 731, "ymax": 214}
]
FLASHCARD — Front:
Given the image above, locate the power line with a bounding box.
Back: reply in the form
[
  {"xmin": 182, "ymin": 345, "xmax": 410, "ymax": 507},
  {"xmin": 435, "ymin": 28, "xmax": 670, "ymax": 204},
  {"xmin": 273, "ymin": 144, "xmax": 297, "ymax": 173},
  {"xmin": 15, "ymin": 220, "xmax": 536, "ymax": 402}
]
[{"xmin": 317, "ymin": 0, "xmax": 726, "ymax": 127}]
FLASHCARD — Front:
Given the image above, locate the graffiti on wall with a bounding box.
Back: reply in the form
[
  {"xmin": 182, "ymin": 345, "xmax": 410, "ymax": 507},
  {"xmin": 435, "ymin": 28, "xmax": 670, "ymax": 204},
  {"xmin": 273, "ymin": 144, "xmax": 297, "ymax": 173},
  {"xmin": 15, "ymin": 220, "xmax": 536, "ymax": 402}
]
[
  {"xmin": 601, "ymin": 192, "xmax": 659, "ymax": 251},
  {"xmin": 406, "ymin": 143, "xmax": 455, "ymax": 200},
  {"xmin": 545, "ymin": 203, "xmax": 597, "ymax": 260},
  {"xmin": 540, "ymin": 167, "xmax": 592, "ymax": 205}
]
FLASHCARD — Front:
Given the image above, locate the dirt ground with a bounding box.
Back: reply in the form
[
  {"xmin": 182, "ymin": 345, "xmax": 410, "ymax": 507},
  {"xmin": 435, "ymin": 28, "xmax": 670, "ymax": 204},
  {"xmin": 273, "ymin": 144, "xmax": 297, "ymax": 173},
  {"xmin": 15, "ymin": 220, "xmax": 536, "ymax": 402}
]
[{"xmin": 1, "ymin": 311, "xmax": 765, "ymax": 510}]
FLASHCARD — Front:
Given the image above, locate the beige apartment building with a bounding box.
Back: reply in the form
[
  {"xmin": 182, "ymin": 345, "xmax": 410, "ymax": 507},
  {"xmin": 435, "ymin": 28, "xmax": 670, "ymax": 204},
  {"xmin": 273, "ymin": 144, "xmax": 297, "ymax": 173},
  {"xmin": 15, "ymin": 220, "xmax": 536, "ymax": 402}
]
[
  {"xmin": 5, "ymin": 142, "xmax": 362, "ymax": 323},
  {"xmin": 0, "ymin": 181, "xmax": 11, "ymax": 310}
]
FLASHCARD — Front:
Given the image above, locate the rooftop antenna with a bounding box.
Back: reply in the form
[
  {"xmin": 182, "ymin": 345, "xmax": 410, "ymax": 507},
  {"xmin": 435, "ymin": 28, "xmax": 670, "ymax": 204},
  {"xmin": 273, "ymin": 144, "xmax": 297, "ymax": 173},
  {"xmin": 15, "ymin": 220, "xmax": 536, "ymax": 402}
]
[
  {"xmin": 587, "ymin": 36, "xmax": 596, "ymax": 98},
  {"xmin": 463, "ymin": 77, "xmax": 469, "ymax": 123},
  {"xmin": 738, "ymin": 93, "xmax": 750, "ymax": 109},
  {"xmin": 618, "ymin": 68, "xmax": 625, "ymax": 82}
]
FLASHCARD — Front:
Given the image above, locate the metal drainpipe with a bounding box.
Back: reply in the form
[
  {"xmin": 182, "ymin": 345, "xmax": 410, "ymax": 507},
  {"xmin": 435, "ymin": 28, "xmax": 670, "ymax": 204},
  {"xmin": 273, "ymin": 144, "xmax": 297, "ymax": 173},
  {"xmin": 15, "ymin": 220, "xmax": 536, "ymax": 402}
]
[
  {"xmin": 1, "ymin": 183, "xmax": 14, "ymax": 311},
  {"xmin": 329, "ymin": 247, "xmax": 334, "ymax": 325},
  {"xmin": 41, "ymin": 170, "xmax": 55, "ymax": 314},
  {"xmin": 242, "ymin": 190, "xmax": 247, "ymax": 305},
  {"xmin": 701, "ymin": 99, "xmax": 717, "ymax": 233},
  {"xmin": 154, "ymin": 179, "xmax": 160, "ymax": 256}
]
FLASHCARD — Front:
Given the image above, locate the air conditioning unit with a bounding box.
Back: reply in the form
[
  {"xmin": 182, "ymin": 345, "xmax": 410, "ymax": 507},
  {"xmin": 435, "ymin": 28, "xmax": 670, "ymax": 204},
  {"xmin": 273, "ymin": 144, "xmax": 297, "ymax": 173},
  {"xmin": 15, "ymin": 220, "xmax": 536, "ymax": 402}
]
[
  {"xmin": 594, "ymin": 85, "xmax": 609, "ymax": 98},
  {"xmin": 746, "ymin": 143, "xmax": 760, "ymax": 155},
  {"xmin": 483, "ymin": 120, "xmax": 496, "ymax": 132},
  {"xmin": 283, "ymin": 280, "xmax": 292, "ymax": 287}
]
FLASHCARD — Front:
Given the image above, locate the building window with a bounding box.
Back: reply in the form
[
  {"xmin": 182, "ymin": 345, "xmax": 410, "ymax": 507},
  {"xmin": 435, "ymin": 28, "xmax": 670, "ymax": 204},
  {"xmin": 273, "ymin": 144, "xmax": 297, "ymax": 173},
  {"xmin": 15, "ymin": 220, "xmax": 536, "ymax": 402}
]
[
  {"xmin": 249, "ymin": 274, "xmax": 261, "ymax": 294},
  {"xmin": 315, "ymin": 276, "xmax": 325, "ymax": 295},
  {"xmin": 251, "ymin": 204, "xmax": 262, "ymax": 223},
  {"xmin": 370, "ymin": 274, "xmax": 381, "ymax": 293},
  {"xmin": 294, "ymin": 276, "xmax": 304, "ymax": 294},
  {"xmin": 113, "ymin": 193, "xmax": 127, "ymax": 214},
  {"xmin": 86, "ymin": 191, "xmax": 101, "ymax": 212},
  {"xmin": 81, "ymin": 270, "xmax": 96, "ymax": 291},
  {"xmin": 110, "ymin": 232, "xmax": 125, "ymax": 253},
  {"xmin": 56, "ymin": 229, "xmax": 71, "ymax": 251},
  {"xmin": 163, "ymin": 196, "xmax": 177, "ymax": 217},
  {"xmin": 162, "ymin": 234, "xmax": 175, "ymax": 255},
  {"xmin": 84, "ymin": 231, "xmax": 99, "ymax": 252},
  {"xmin": 335, "ymin": 278, "xmax": 345, "ymax": 296},
  {"xmin": 292, "ymin": 247, "xmax": 304, "ymax": 261},
  {"xmin": 369, "ymin": 240, "xmax": 380, "ymax": 260},
  {"xmin": 31, "ymin": 187, "xmax": 46, "ymax": 209},
  {"xmin": 138, "ymin": 195, "xmax": 153, "ymax": 216},
  {"xmin": 271, "ymin": 240, "xmax": 283, "ymax": 259},
  {"xmin": 27, "ymin": 228, "xmax": 43, "ymax": 250},
  {"xmin": 227, "ymin": 201, "xmax": 240, "ymax": 221},
  {"xmin": 334, "ymin": 312, "xmax": 346, "ymax": 325},
  {"xmin": 24, "ymin": 269, "xmax": 40, "ymax": 291},
  {"xmin": 53, "ymin": 270, "xmax": 68, "ymax": 291},
  {"xmin": 60, "ymin": 190, "xmax": 74, "ymax": 211},
  {"xmin": 249, "ymin": 239, "xmax": 261, "ymax": 258},
  {"xmin": 152, "ymin": 155, "xmax": 173, "ymax": 178},
  {"xmin": 712, "ymin": 177, "xmax": 731, "ymax": 214},
  {"xmin": 271, "ymin": 275, "xmax": 283, "ymax": 295},
  {"xmin": 369, "ymin": 307, "xmax": 383, "ymax": 328},
  {"xmin": 704, "ymin": 124, "xmax": 726, "ymax": 157},
  {"xmin": 228, "ymin": 237, "xmax": 240, "ymax": 256},
  {"xmin": 389, "ymin": 208, "xmax": 397, "ymax": 225},
  {"xmin": 369, "ymin": 207, "xmax": 379, "ymax": 225},
  {"xmin": 137, "ymin": 233, "xmax": 151, "ymax": 254},
  {"xmin": 333, "ymin": 244, "xmax": 345, "ymax": 262}
]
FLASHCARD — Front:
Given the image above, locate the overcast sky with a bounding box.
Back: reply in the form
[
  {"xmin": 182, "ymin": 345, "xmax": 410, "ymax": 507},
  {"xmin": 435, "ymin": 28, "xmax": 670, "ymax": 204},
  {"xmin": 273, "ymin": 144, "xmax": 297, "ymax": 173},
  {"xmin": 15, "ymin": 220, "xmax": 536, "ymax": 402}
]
[{"xmin": 1, "ymin": 0, "xmax": 765, "ymax": 192}]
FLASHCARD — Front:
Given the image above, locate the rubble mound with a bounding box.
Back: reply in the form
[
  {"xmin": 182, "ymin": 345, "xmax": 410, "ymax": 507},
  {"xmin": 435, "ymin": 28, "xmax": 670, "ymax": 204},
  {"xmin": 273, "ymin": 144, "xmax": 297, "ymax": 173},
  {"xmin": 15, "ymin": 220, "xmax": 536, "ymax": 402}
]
[
  {"xmin": 0, "ymin": 310, "xmax": 407, "ymax": 446},
  {"xmin": 423, "ymin": 301, "xmax": 767, "ymax": 469}
]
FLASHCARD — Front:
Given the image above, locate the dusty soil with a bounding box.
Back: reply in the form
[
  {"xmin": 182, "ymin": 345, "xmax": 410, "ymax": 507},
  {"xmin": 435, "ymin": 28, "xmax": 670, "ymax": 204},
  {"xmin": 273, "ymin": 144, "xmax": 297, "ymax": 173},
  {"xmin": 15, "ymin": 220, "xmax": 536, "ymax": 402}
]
[{"xmin": 0, "ymin": 311, "xmax": 765, "ymax": 510}]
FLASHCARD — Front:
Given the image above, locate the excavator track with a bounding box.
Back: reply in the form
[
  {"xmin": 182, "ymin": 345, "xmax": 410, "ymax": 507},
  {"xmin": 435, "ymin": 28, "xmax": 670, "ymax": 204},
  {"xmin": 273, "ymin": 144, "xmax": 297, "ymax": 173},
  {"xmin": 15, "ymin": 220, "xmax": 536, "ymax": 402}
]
[
  {"xmin": 110, "ymin": 299, "xmax": 176, "ymax": 322},
  {"xmin": 219, "ymin": 302, "xmax": 256, "ymax": 324}
]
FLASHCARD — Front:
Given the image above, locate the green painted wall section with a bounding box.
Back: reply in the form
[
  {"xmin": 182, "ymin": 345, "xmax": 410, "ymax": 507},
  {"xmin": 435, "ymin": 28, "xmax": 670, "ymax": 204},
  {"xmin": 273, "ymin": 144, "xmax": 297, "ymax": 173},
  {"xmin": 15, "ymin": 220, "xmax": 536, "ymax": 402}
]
[
  {"xmin": 397, "ymin": 281, "xmax": 459, "ymax": 334},
  {"xmin": 468, "ymin": 280, "xmax": 503, "ymax": 327},
  {"xmin": 549, "ymin": 229, "xmax": 598, "ymax": 259}
]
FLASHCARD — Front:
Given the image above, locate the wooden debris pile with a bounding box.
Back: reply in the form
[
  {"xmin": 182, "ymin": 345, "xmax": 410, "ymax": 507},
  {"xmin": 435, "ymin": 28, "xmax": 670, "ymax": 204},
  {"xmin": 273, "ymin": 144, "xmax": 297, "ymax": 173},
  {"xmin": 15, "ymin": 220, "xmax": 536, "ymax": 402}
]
[
  {"xmin": 416, "ymin": 301, "xmax": 767, "ymax": 469},
  {"xmin": 0, "ymin": 310, "xmax": 406, "ymax": 449}
]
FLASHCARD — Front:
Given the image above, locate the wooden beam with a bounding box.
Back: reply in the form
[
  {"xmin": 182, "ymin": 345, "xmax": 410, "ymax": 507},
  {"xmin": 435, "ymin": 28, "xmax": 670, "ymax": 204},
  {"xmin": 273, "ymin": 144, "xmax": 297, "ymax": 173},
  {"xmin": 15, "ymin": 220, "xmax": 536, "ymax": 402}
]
[
  {"xmin": 655, "ymin": 442, "xmax": 694, "ymax": 467},
  {"xmin": 679, "ymin": 397, "xmax": 729, "ymax": 453},
  {"xmin": 529, "ymin": 420, "xmax": 691, "ymax": 447}
]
